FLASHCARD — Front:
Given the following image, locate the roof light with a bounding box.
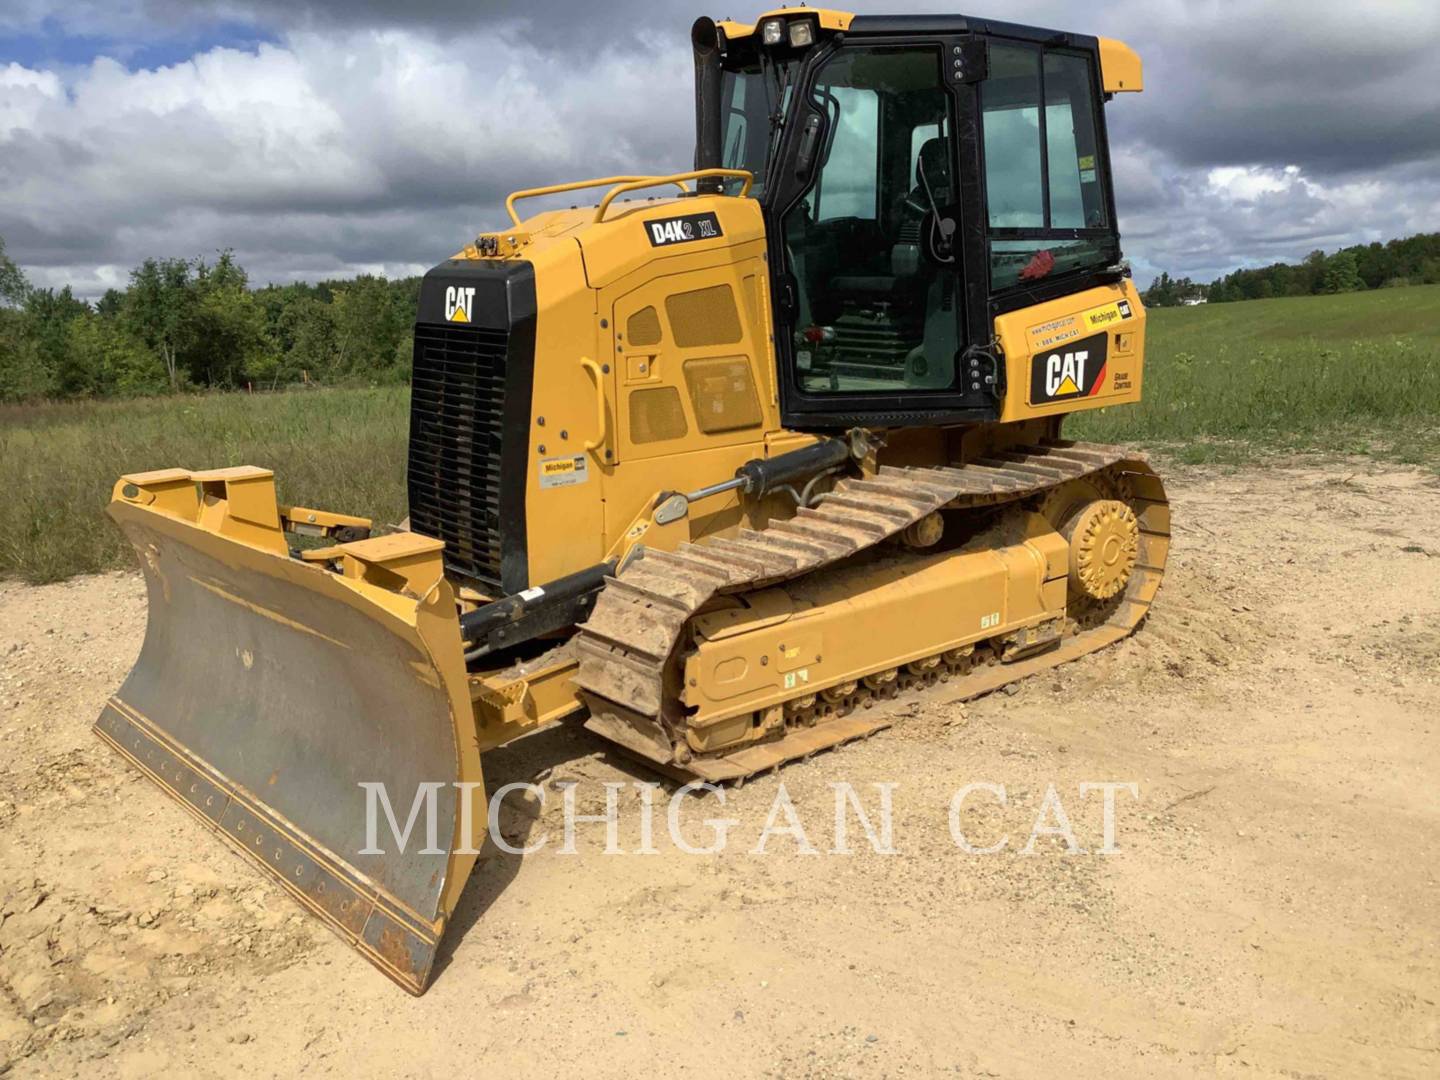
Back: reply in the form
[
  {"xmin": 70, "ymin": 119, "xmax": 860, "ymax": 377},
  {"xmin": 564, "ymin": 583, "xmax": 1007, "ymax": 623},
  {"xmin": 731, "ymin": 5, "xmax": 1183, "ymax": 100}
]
[
  {"xmin": 787, "ymin": 19, "xmax": 815, "ymax": 47},
  {"xmin": 761, "ymin": 18, "xmax": 785, "ymax": 45}
]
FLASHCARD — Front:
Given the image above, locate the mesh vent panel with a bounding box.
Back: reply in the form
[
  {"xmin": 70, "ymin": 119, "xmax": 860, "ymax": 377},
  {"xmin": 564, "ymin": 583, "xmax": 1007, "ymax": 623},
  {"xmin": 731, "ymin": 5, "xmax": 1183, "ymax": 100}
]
[
  {"xmin": 683, "ymin": 357, "xmax": 762, "ymax": 434},
  {"xmin": 627, "ymin": 306, "xmax": 663, "ymax": 347},
  {"xmin": 629, "ymin": 386, "xmax": 689, "ymax": 444},
  {"xmin": 665, "ymin": 285, "xmax": 742, "ymax": 348}
]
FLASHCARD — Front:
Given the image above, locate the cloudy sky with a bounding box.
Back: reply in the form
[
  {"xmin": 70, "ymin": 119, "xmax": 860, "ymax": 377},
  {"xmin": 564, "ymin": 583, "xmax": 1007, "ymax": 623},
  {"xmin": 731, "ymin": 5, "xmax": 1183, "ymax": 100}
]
[{"xmin": 2, "ymin": 0, "xmax": 1437, "ymax": 296}]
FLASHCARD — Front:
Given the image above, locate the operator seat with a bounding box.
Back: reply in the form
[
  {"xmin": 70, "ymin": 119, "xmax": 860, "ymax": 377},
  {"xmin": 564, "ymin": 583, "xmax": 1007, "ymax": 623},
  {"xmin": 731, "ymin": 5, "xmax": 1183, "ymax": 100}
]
[
  {"xmin": 912, "ymin": 136, "xmax": 952, "ymax": 205},
  {"xmin": 829, "ymin": 134, "xmax": 955, "ymax": 296}
]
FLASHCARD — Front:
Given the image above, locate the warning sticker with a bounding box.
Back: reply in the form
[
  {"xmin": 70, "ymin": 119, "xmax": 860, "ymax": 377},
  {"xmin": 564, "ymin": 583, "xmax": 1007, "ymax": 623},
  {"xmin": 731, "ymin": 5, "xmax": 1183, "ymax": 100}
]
[{"xmin": 538, "ymin": 454, "xmax": 590, "ymax": 489}]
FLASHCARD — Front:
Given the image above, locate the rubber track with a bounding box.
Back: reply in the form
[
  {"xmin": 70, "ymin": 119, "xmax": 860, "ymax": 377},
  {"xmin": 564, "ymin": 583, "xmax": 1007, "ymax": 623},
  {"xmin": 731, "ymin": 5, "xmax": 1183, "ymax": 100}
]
[{"xmin": 574, "ymin": 441, "xmax": 1141, "ymax": 752}]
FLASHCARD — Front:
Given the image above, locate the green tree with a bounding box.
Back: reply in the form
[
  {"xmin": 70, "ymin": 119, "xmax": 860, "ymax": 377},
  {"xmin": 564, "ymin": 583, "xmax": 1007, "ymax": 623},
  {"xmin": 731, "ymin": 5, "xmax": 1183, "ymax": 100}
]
[
  {"xmin": 185, "ymin": 251, "xmax": 266, "ymax": 387},
  {"xmin": 1143, "ymin": 271, "xmax": 1176, "ymax": 307},
  {"xmin": 1298, "ymin": 249, "xmax": 1328, "ymax": 294},
  {"xmin": 0, "ymin": 235, "xmax": 29, "ymax": 308},
  {"xmin": 0, "ymin": 234, "xmax": 46, "ymax": 400},
  {"xmin": 329, "ymin": 275, "xmax": 412, "ymax": 378},
  {"xmin": 280, "ymin": 294, "xmax": 338, "ymax": 384},
  {"xmin": 95, "ymin": 288, "xmax": 125, "ymax": 318},
  {"xmin": 1321, "ymin": 250, "xmax": 1363, "ymax": 294},
  {"xmin": 123, "ymin": 257, "xmax": 194, "ymax": 390},
  {"xmin": 65, "ymin": 314, "xmax": 168, "ymax": 396},
  {"xmin": 0, "ymin": 311, "xmax": 48, "ymax": 401},
  {"xmin": 24, "ymin": 286, "xmax": 90, "ymax": 395}
]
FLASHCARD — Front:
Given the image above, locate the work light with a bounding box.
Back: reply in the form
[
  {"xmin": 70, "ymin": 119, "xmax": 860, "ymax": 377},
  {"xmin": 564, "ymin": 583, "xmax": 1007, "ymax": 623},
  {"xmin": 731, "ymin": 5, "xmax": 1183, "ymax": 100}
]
[
  {"xmin": 761, "ymin": 18, "xmax": 785, "ymax": 45},
  {"xmin": 788, "ymin": 19, "xmax": 815, "ymax": 47}
]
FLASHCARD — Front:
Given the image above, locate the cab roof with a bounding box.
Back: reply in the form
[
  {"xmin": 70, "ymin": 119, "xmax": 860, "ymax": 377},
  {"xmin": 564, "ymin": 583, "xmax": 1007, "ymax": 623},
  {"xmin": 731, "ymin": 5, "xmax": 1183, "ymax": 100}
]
[{"xmin": 714, "ymin": 7, "xmax": 1142, "ymax": 93}]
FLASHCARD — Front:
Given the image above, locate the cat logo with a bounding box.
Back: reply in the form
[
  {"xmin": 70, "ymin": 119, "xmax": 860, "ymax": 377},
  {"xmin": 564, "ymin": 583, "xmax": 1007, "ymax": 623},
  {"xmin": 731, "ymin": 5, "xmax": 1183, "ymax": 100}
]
[
  {"xmin": 1029, "ymin": 331, "xmax": 1109, "ymax": 404},
  {"xmin": 444, "ymin": 285, "xmax": 476, "ymax": 323},
  {"xmin": 1048, "ymin": 351, "xmax": 1088, "ymax": 396}
]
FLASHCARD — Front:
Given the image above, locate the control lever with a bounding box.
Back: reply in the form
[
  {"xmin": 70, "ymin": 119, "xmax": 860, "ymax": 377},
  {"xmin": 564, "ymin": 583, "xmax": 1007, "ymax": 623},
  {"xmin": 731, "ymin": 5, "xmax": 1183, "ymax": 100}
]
[{"xmin": 916, "ymin": 158, "xmax": 956, "ymax": 264}]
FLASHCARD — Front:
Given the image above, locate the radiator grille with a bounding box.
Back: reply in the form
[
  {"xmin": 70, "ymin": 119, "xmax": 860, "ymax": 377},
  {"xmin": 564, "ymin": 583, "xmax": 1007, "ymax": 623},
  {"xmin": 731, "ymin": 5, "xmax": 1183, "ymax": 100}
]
[{"xmin": 407, "ymin": 322, "xmax": 510, "ymax": 591}]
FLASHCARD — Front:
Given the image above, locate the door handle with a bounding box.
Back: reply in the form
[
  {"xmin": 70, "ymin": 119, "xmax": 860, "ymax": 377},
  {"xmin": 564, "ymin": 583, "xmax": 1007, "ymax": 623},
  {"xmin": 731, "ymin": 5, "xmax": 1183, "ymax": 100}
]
[
  {"xmin": 794, "ymin": 113, "xmax": 822, "ymax": 178},
  {"xmin": 579, "ymin": 357, "xmax": 610, "ymax": 459}
]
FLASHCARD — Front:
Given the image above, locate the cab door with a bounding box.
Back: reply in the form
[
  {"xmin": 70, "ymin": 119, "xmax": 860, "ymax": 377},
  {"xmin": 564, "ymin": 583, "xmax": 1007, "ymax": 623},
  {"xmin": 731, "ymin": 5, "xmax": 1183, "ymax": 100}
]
[{"xmin": 768, "ymin": 42, "xmax": 995, "ymax": 425}]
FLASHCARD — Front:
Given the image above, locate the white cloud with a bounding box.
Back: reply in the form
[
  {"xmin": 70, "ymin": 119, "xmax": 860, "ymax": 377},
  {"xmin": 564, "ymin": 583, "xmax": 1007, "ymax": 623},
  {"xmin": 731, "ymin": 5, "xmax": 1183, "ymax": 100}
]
[
  {"xmin": 0, "ymin": 25, "xmax": 692, "ymax": 294},
  {"xmin": 1206, "ymin": 166, "xmax": 1299, "ymax": 202},
  {"xmin": 0, "ymin": 0, "xmax": 1437, "ymax": 295},
  {"xmin": 0, "ymin": 62, "xmax": 63, "ymax": 136},
  {"xmin": 1116, "ymin": 147, "xmax": 1439, "ymax": 284}
]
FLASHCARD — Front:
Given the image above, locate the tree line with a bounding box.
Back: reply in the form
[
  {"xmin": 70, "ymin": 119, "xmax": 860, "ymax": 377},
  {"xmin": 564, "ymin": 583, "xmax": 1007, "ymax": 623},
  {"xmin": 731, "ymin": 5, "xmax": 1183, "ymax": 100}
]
[
  {"xmin": 0, "ymin": 236, "xmax": 420, "ymax": 402},
  {"xmin": 6, "ymin": 229, "xmax": 1440, "ymax": 401},
  {"xmin": 1143, "ymin": 232, "xmax": 1440, "ymax": 307}
]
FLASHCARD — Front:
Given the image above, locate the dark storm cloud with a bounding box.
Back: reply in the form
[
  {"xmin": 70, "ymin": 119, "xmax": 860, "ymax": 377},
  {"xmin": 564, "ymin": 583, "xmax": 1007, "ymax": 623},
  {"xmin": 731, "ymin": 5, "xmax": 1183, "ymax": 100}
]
[
  {"xmin": 1118, "ymin": 4, "xmax": 1440, "ymax": 176},
  {"xmin": 1, "ymin": 0, "xmax": 1437, "ymax": 293},
  {"xmin": 162, "ymin": 0, "xmax": 662, "ymax": 33}
]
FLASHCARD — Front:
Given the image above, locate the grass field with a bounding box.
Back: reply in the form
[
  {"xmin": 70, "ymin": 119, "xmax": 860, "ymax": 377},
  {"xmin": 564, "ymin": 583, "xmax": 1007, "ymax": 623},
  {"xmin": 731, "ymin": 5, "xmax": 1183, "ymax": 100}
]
[
  {"xmin": 1068, "ymin": 284, "xmax": 1440, "ymax": 462},
  {"xmin": 2, "ymin": 285, "xmax": 1437, "ymax": 584},
  {"xmin": 0, "ymin": 388, "xmax": 409, "ymax": 583}
]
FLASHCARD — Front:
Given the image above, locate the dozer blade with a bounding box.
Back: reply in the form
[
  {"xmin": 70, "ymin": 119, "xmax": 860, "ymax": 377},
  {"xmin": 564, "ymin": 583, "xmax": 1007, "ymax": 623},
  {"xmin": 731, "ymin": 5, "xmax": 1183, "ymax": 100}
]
[{"xmin": 94, "ymin": 467, "xmax": 484, "ymax": 994}]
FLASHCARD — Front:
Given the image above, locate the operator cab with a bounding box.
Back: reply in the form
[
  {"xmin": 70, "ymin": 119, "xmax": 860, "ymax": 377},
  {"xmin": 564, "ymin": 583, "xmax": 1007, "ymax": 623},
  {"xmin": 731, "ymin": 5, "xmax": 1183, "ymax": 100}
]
[{"xmin": 696, "ymin": 9, "xmax": 1130, "ymax": 428}]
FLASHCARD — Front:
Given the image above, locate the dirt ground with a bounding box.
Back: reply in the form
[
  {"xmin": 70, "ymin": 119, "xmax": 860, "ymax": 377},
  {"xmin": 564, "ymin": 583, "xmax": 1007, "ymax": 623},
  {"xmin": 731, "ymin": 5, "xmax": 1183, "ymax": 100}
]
[{"xmin": 2, "ymin": 461, "xmax": 1438, "ymax": 1078}]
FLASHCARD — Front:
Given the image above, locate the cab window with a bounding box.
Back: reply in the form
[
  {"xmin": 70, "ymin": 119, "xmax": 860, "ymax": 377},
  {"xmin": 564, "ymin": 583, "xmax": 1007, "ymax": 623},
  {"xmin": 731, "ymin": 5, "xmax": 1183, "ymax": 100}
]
[
  {"xmin": 720, "ymin": 67, "xmax": 772, "ymax": 196},
  {"xmin": 812, "ymin": 86, "xmax": 878, "ymax": 221},
  {"xmin": 982, "ymin": 44, "xmax": 1114, "ymax": 290},
  {"xmin": 781, "ymin": 47, "xmax": 962, "ymax": 395}
]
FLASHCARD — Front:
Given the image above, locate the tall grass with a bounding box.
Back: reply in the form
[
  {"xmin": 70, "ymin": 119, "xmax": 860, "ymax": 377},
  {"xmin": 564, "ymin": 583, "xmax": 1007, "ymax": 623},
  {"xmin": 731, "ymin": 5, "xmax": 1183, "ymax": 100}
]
[
  {"xmin": 2, "ymin": 286, "xmax": 1438, "ymax": 584},
  {"xmin": 0, "ymin": 387, "xmax": 408, "ymax": 583}
]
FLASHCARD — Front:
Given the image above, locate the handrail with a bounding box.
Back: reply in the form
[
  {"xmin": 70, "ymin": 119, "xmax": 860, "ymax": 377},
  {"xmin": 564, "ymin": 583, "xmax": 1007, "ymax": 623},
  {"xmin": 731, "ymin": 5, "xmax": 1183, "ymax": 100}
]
[
  {"xmin": 594, "ymin": 169, "xmax": 755, "ymax": 223},
  {"xmin": 505, "ymin": 175, "xmax": 690, "ymax": 227},
  {"xmin": 579, "ymin": 357, "xmax": 609, "ymax": 458}
]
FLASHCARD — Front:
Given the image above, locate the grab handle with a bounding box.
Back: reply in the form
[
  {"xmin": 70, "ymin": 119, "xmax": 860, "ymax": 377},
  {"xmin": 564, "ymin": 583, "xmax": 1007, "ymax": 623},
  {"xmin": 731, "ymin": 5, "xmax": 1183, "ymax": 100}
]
[
  {"xmin": 593, "ymin": 169, "xmax": 754, "ymax": 223},
  {"xmin": 506, "ymin": 175, "xmax": 690, "ymax": 227},
  {"xmin": 580, "ymin": 357, "xmax": 610, "ymax": 459}
]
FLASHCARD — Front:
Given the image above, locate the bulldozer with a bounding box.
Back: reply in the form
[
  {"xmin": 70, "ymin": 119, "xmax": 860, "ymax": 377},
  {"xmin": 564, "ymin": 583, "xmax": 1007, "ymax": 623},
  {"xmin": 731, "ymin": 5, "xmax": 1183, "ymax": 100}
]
[{"xmin": 95, "ymin": 8, "xmax": 1167, "ymax": 994}]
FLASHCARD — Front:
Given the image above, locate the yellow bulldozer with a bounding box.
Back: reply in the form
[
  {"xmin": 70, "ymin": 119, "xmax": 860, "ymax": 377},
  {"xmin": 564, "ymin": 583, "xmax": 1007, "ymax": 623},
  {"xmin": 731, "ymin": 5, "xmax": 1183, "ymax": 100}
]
[{"xmin": 95, "ymin": 8, "xmax": 1166, "ymax": 993}]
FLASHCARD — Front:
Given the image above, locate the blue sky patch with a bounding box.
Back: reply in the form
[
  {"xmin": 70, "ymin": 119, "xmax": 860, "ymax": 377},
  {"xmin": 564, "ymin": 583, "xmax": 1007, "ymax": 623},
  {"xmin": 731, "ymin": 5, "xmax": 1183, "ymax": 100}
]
[{"xmin": 0, "ymin": 16, "xmax": 277, "ymax": 71}]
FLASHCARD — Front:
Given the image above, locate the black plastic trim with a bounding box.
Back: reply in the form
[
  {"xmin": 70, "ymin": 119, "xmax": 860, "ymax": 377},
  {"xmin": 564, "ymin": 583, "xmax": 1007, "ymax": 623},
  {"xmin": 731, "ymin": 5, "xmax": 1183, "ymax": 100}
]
[{"xmin": 408, "ymin": 259, "xmax": 536, "ymax": 594}]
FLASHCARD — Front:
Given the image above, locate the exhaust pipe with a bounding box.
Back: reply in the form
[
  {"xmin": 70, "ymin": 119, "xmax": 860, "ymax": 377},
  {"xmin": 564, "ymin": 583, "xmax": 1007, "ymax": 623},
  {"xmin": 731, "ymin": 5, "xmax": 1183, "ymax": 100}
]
[{"xmin": 692, "ymin": 17, "xmax": 724, "ymax": 194}]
